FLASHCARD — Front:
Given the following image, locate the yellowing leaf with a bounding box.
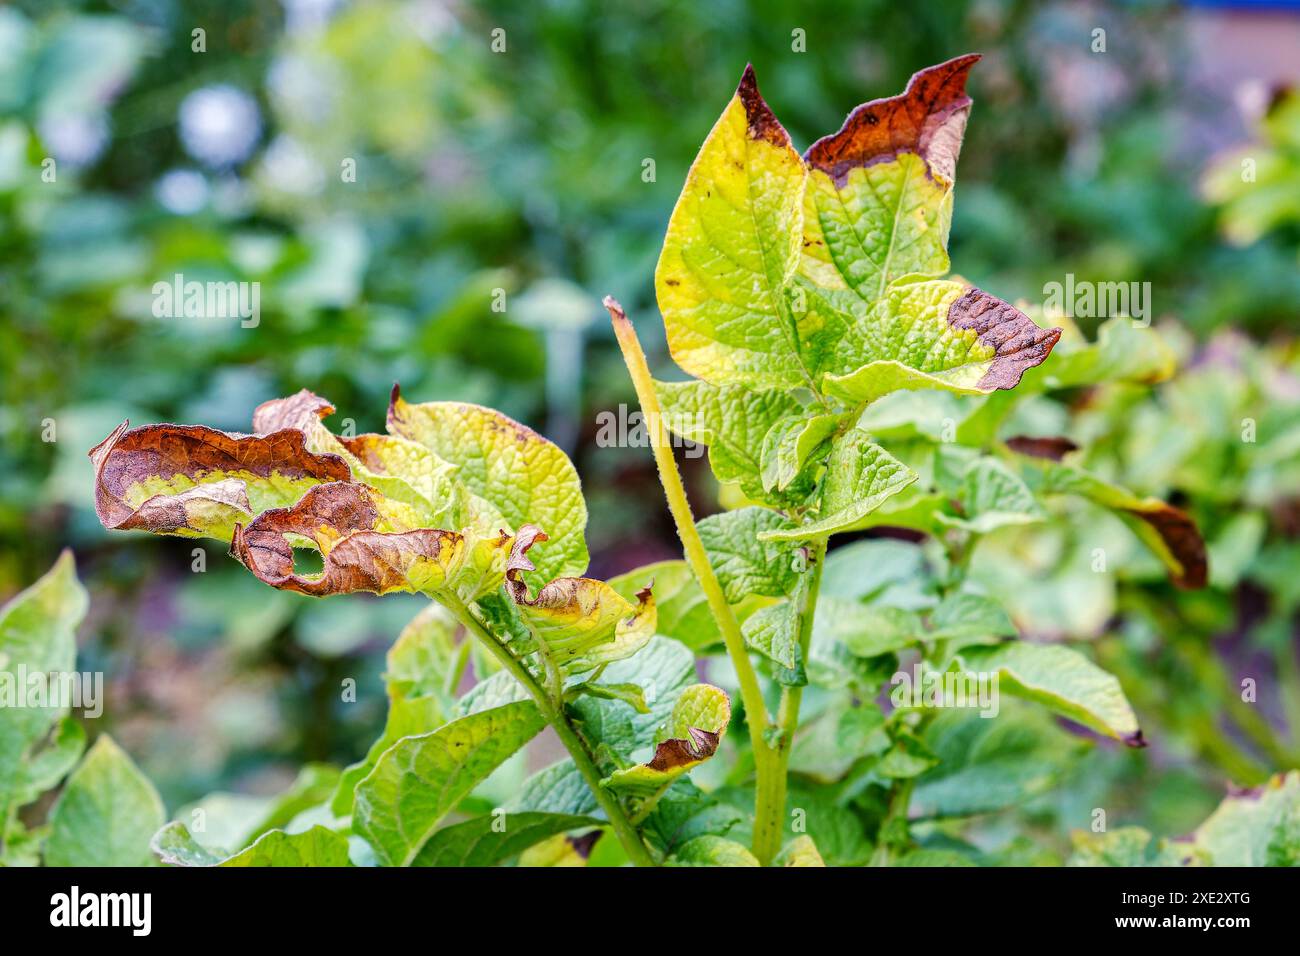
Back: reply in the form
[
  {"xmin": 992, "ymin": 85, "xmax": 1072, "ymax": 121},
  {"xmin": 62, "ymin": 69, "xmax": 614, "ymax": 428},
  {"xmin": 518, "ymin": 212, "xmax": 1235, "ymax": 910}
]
[
  {"xmin": 388, "ymin": 386, "xmax": 589, "ymax": 581},
  {"xmin": 505, "ymin": 527, "xmax": 656, "ymax": 674},
  {"xmin": 656, "ymin": 66, "xmax": 812, "ymax": 391}
]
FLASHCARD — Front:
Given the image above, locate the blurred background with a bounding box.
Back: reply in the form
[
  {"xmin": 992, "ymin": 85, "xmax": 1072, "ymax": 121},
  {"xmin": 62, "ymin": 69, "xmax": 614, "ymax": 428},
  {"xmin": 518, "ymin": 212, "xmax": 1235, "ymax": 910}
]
[{"xmin": 2, "ymin": 0, "xmax": 1299, "ymax": 859}]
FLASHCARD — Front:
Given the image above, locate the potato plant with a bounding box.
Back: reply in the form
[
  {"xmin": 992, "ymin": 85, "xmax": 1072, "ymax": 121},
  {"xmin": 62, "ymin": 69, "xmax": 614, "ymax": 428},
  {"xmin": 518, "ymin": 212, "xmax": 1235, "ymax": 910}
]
[{"xmin": 4, "ymin": 56, "xmax": 1296, "ymax": 868}]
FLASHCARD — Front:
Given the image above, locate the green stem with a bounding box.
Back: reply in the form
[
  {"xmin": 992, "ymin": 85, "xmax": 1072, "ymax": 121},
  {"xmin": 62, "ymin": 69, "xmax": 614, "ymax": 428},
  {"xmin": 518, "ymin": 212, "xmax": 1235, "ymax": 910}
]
[
  {"xmin": 753, "ymin": 536, "xmax": 828, "ymax": 866},
  {"xmin": 605, "ymin": 297, "xmax": 781, "ymax": 859},
  {"xmin": 448, "ymin": 598, "xmax": 657, "ymax": 867}
]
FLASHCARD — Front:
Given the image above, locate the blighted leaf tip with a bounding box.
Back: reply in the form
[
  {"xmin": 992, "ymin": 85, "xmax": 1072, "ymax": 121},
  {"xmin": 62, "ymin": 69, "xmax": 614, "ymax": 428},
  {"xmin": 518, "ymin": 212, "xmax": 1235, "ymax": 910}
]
[
  {"xmin": 735, "ymin": 63, "xmax": 790, "ymax": 147},
  {"xmin": 948, "ymin": 288, "xmax": 1063, "ymax": 390},
  {"xmin": 1125, "ymin": 729, "xmax": 1147, "ymax": 749}
]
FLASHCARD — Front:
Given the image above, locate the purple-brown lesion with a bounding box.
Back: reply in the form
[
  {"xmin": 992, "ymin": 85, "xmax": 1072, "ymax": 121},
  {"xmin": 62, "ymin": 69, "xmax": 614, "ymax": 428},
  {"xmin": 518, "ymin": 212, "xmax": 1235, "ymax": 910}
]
[{"xmin": 946, "ymin": 287, "xmax": 1063, "ymax": 391}]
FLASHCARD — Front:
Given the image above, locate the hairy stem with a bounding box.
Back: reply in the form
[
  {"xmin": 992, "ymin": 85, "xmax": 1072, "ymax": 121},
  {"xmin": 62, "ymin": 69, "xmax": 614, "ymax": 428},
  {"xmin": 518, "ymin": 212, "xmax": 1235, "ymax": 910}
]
[
  {"xmin": 605, "ymin": 296, "xmax": 781, "ymax": 858},
  {"xmin": 753, "ymin": 536, "xmax": 828, "ymax": 866},
  {"xmin": 447, "ymin": 597, "xmax": 656, "ymax": 867}
]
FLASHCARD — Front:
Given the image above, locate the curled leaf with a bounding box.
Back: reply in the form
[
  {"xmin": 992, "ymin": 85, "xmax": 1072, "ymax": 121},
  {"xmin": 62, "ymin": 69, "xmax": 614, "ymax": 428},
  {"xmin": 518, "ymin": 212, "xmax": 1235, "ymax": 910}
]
[
  {"xmin": 230, "ymin": 482, "xmax": 512, "ymax": 601},
  {"xmin": 505, "ymin": 527, "xmax": 656, "ymax": 673},
  {"xmin": 603, "ymin": 684, "xmax": 731, "ymax": 797},
  {"xmin": 89, "ymin": 420, "xmax": 350, "ymax": 540}
]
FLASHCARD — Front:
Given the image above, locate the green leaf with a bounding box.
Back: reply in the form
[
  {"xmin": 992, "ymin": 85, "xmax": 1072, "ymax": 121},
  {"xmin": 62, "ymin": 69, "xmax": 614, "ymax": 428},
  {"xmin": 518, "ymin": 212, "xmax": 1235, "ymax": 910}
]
[
  {"xmin": 655, "ymin": 379, "xmax": 801, "ymax": 500},
  {"xmin": 938, "ymin": 457, "xmax": 1043, "ymax": 534},
  {"xmin": 655, "ymin": 66, "xmax": 810, "ymax": 391},
  {"xmin": 928, "ymin": 592, "xmax": 1016, "ymax": 648},
  {"xmin": 1041, "ymin": 317, "xmax": 1177, "ymax": 389},
  {"xmin": 45, "ymin": 735, "xmax": 166, "ymax": 867},
  {"xmin": 760, "ymin": 412, "xmax": 841, "ymax": 492},
  {"xmin": 697, "ymin": 507, "xmax": 800, "ymax": 601},
  {"xmin": 570, "ymin": 637, "xmax": 697, "ymax": 761},
  {"xmin": 412, "ymin": 812, "xmax": 601, "ymax": 867},
  {"xmin": 913, "ymin": 705, "xmax": 1087, "ymax": 818},
  {"xmin": 958, "ymin": 642, "xmax": 1142, "ymax": 744},
  {"xmin": 815, "ymin": 596, "xmax": 923, "ymax": 658},
  {"xmin": 509, "ymin": 761, "xmax": 600, "ymax": 817},
  {"xmin": 352, "ymin": 701, "xmax": 546, "ymax": 866},
  {"xmin": 0, "ymin": 552, "xmax": 87, "ymax": 826},
  {"xmin": 153, "ymin": 822, "xmax": 351, "ymax": 867},
  {"xmin": 388, "ymin": 387, "xmax": 589, "ymax": 581},
  {"xmin": 741, "ymin": 600, "xmax": 800, "ymax": 670},
  {"xmin": 669, "ymin": 834, "xmax": 761, "ymax": 867},
  {"xmin": 761, "ymin": 429, "xmax": 917, "ymax": 540}
]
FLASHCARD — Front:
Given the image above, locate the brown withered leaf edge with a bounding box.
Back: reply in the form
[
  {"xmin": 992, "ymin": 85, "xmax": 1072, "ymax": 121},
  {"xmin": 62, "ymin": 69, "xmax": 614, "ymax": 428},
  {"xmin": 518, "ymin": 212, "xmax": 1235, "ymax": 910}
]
[
  {"xmin": 646, "ymin": 726, "xmax": 722, "ymax": 772},
  {"xmin": 229, "ymin": 481, "xmax": 479, "ymax": 597},
  {"xmin": 949, "ymin": 288, "xmax": 1062, "ymax": 391},
  {"xmin": 89, "ymin": 420, "xmax": 351, "ymax": 534},
  {"xmin": 805, "ymin": 53, "xmax": 982, "ymax": 185},
  {"xmin": 1005, "ymin": 435, "xmax": 1080, "ymax": 461}
]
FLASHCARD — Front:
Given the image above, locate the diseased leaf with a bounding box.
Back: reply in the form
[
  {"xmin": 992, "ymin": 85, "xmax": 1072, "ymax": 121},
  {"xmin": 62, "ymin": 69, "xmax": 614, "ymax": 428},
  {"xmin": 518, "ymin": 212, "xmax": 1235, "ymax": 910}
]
[
  {"xmin": 697, "ymin": 507, "xmax": 800, "ymax": 601},
  {"xmin": 656, "ymin": 66, "xmax": 811, "ymax": 391},
  {"xmin": 958, "ymin": 641, "xmax": 1142, "ymax": 745},
  {"xmin": 352, "ymin": 701, "xmax": 546, "ymax": 866},
  {"xmin": 153, "ymin": 822, "xmax": 351, "ymax": 867},
  {"xmin": 45, "ymin": 735, "xmax": 166, "ymax": 867},
  {"xmin": 89, "ymin": 419, "xmax": 351, "ymax": 541},
  {"xmin": 412, "ymin": 812, "xmax": 601, "ymax": 867},
  {"xmin": 800, "ymin": 55, "xmax": 977, "ymax": 307},
  {"xmin": 0, "ymin": 552, "xmax": 87, "ymax": 827},
  {"xmin": 505, "ymin": 527, "xmax": 656, "ymax": 673},
  {"xmin": 388, "ymin": 386, "xmax": 589, "ymax": 581},
  {"xmin": 254, "ymin": 389, "xmax": 459, "ymax": 529},
  {"xmin": 603, "ymin": 684, "xmax": 731, "ymax": 797},
  {"xmin": 821, "ymin": 284, "xmax": 1061, "ymax": 405},
  {"xmin": 570, "ymin": 637, "xmax": 697, "ymax": 762},
  {"xmin": 761, "ymin": 429, "xmax": 917, "ymax": 540},
  {"xmin": 1021, "ymin": 460, "xmax": 1208, "ymax": 588},
  {"xmin": 230, "ymin": 482, "xmax": 515, "ymax": 601}
]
